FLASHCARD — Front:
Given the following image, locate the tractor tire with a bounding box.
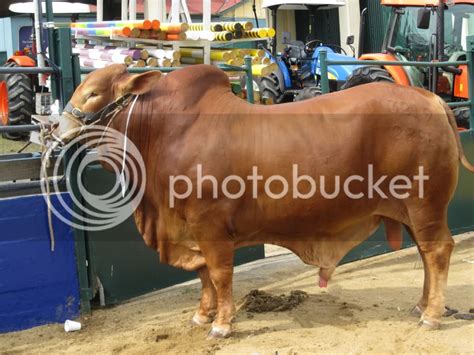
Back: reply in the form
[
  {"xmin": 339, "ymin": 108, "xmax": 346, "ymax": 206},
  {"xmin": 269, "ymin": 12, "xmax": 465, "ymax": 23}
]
[
  {"xmin": 294, "ymin": 87, "xmax": 322, "ymax": 102},
  {"xmin": 259, "ymin": 72, "xmax": 284, "ymax": 104},
  {"xmin": 341, "ymin": 66, "xmax": 394, "ymax": 90},
  {"xmin": 0, "ymin": 62, "xmax": 34, "ymax": 140},
  {"xmin": 453, "ymin": 107, "xmax": 470, "ymax": 130}
]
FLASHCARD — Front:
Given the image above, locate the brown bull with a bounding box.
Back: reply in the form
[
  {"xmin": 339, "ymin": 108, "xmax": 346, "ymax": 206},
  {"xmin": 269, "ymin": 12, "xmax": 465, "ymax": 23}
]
[{"xmin": 55, "ymin": 64, "xmax": 474, "ymax": 338}]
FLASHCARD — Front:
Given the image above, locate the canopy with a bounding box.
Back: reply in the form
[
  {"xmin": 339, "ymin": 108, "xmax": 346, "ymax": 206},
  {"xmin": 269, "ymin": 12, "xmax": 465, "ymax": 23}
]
[
  {"xmin": 262, "ymin": 0, "xmax": 346, "ymax": 9},
  {"xmin": 10, "ymin": 2, "xmax": 95, "ymax": 14},
  {"xmin": 0, "ymin": 0, "xmax": 95, "ymax": 18}
]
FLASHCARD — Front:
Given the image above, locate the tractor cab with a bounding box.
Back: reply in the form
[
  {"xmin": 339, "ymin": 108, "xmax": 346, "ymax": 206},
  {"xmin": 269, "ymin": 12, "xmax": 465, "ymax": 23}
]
[
  {"xmin": 257, "ymin": 0, "xmax": 361, "ymax": 103},
  {"xmin": 385, "ymin": 4, "xmax": 473, "ymax": 62},
  {"xmin": 343, "ymin": 0, "xmax": 474, "ymax": 129},
  {"xmin": 382, "ymin": 1, "xmax": 474, "ymax": 91}
]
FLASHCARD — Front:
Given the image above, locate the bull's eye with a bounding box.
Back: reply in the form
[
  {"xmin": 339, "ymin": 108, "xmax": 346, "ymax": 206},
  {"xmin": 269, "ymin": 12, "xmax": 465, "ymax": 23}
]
[{"xmin": 86, "ymin": 92, "xmax": 98, "ymax": 100}]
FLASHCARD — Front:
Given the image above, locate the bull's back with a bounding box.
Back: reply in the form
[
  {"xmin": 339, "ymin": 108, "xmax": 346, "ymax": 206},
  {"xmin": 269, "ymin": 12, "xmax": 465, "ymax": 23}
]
[{"xmin": 174, "ymin": 83, "xmax": 457, "ymax": 236}]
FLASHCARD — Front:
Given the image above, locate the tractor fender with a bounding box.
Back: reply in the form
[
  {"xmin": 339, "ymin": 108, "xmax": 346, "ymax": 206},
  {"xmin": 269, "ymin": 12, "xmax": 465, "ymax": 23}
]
[
  {"xmin": 265, "ymin": 51, "xmax": 290, "ymax": 91},
  {"xmin": 359, "ymin": 53, "xmax": 410, "ymax": 86},
  {"xmin": 312, "ymin": 47, "xmax": 361, "ymax": 81},
  {"xmin": 8, "ymin": 55, "xmax": 36, "ymax": 67},
  {"xmin": 274, "ymin": 58, "xmax": 291, "ymax": 91}
]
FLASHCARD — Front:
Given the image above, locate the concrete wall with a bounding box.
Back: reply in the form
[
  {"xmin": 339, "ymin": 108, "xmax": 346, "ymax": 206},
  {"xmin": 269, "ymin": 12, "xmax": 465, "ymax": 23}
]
[
  {"xmin": 338, "ymin": 0, "xmax": 361, "ymax": 55},
  {"xmin": 275, "ymin": 10, "xmax": 296, "ymax": 53}
]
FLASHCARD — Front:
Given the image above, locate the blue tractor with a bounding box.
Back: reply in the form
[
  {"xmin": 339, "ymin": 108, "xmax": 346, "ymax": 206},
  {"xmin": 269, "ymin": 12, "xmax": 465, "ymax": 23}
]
[{"xmin": 258, "ymin": 0, "xmax": 362, "ymax": 103}]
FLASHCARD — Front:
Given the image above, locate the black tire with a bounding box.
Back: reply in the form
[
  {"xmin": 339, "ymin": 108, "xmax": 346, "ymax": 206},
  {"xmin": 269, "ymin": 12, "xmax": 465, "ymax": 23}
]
[
  {"xmin": 453, "ymin": 107, "xmax": 470, "ymax": 130},
  {"xmin": 259, "ymin": 72, "xmax": 284, "ymax": 104},
  {"xmin": 294, "ymin": 87, "xmax": 322, "ymax": 102},
  {"xmin": 341, "ymin": 66, "xmax": 394, "ymax": 90},
  {"xmin": 0, "ymin": 62, "xmax": 34, "ymax": 140}
]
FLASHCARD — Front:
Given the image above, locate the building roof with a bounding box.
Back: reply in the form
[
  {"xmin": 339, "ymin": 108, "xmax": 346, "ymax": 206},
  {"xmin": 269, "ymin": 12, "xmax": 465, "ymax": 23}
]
[{"xmin": 136, "ymin": 0, "xmax": 244, "ymax": 15}]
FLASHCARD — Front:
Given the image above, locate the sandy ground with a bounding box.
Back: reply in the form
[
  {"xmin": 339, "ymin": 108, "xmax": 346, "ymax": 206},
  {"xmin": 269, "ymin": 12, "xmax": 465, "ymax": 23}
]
[{"xmin": 1, "ymin": 233, "xmax": 473, "ymax": 355}]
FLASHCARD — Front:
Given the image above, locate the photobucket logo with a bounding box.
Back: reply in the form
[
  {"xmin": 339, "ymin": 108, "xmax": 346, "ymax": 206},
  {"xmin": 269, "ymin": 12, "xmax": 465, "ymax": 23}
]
[
  {"xmin": 169, "ymin": 164, "xmax": 429, "ymax": 207},
  {"xmin": 41, "ymin": 126, "xmax": 146, "ymax": 231}
]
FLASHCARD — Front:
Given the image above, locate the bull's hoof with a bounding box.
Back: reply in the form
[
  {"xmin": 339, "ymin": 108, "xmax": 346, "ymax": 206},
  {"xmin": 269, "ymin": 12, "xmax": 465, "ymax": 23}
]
[
  {"xmin": 411, "ymin": 305, "xmax": 424, "ymax": 317},
  {"xmin": 191, "ymin": 311, "xmax": 214, "ymax": 326},
  {"xmin": 207, "ymin": 324, "xmax": 232, "ymax": 339},
  {"xmin": 418, "ymin": 317, "xmax": 440, "ymax": 330}
]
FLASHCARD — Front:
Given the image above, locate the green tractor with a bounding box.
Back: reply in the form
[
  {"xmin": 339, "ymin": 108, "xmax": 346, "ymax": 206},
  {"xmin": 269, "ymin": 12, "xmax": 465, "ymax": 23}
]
[{"xmin": 343, "ymin": 0, "xmax": 473, "ymax": 129}]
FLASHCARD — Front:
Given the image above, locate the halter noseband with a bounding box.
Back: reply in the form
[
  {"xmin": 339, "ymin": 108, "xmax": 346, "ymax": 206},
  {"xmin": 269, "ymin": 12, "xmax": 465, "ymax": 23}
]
[{"xmin": 62, "ymin": 93, "xmax": 135, "ymax": 126}]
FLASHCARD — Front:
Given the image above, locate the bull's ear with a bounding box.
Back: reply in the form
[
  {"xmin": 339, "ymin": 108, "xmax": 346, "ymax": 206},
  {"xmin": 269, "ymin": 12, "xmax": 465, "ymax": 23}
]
[{"xmin": 122, "ymin": 71, "xmax": 162, "ymax": 95}]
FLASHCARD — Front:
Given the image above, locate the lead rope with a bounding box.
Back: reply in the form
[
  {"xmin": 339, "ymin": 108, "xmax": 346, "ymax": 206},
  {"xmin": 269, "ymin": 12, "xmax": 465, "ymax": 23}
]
[
  {"xmin": 39, "ymin": 121, "xmax": 58, "ymax": 252},
  {"xmin": 120, "ymin": 94, "xmax": 140, "ymax": 197},
  {"xmin": 40, "ymin": 94, "xmax": 138, "ymax": 252}
]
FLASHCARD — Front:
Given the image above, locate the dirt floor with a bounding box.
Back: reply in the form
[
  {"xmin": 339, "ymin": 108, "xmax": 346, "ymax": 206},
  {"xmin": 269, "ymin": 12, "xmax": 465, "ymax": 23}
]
[{"xmin": 1, "ymin": 233, "xmax": 473, "ymax": 354}]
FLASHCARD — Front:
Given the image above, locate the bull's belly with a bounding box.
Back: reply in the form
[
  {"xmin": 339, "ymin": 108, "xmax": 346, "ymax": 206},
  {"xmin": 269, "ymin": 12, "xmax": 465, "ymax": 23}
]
[
  {"xmin": 234, "ymin": 214, "xmax": 381, "ymax": 268},
  {"xmin": 233, "ymin": 194, "xmax": 379, "ymax": 239}
]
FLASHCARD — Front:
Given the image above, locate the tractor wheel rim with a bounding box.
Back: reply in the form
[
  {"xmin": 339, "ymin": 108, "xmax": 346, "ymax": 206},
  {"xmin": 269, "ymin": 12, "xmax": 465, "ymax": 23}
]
[{"xmin": 0, "ymin": 81, "xmax": 8, "ymax": 126}]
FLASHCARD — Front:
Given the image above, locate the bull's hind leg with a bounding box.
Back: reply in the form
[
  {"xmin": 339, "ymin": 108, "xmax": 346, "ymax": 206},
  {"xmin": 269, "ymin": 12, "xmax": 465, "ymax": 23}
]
[
  {"xmin": 409, "ymin": 212, "xmax": 454, "ymax": 328},
  {"xmin": 192, "ymin": 267, "xmax": 217, "ymax": 325},
  {"xmin": 403, "ymin": 225, "xmax": 430, "ymax": 316}
]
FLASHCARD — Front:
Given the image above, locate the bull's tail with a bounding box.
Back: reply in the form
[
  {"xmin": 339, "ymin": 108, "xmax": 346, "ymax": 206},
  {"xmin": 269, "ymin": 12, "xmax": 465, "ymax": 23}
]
[{"xmin": 440, "ymin": 99, "xmax": 474, "ymax": 173}]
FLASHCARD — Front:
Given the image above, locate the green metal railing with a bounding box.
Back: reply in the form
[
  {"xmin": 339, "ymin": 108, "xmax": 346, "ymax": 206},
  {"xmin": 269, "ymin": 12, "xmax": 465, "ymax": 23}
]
[
  {"xmin": 79, "ymin": 55, "xmax": 255, "ymax": 104},
  {"xmin": 319, "ymin": 34, "xmax": 474, "ymax": 130}
]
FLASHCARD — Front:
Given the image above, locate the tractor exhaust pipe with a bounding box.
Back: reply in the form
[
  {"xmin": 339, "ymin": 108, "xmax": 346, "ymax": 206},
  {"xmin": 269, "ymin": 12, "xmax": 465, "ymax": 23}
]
[
  {"xmin": 33, "ymin": 0, "xmax": 46, "ymax": 85},
  {"xmin": 358, "ymin": 8, "xmax": 368, "ymax": 57},
  {"xmin": 436, "ymin": 0, "xmax": 444, "ymax": 62},
  {"xmin": 270, "ymin": 6, "xmax": 279, "ymax": 56}
]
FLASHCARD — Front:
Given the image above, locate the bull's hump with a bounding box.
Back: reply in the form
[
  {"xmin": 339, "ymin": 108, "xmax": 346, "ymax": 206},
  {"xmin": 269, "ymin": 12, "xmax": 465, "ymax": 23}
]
[{"xmin": 168, "ymin": 64, "xmax": 230, "ymax": 91}]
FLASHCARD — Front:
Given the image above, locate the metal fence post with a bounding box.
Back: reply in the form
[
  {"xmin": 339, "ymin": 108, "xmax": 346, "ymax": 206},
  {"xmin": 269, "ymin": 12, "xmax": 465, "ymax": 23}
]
[
  {"xmin": 44, "ymin": 0, "xmax": 58, "ymax": 100},
  {"xmin": 319, "ymin": 50, "xmax": 330, "ymax": 94},
  {"xmin": 53, "ymin": 27, "xmax": 75, "ymax": 110},
  {"xmin": 72, "ymin": 54, "xmax": 82, "ymax": 89},
  {"xmin": 244, "ymin": 55, "xmax": 254, "ymax": 104},
  {"xmin": 54, "ymin": 27, "xmax": 93, "ymax": 314},
  {"xmin": 64, "ymin": 147, "xmax": 93, "ymax": 315},
  {"xmin": 467, "ymin": 35, "xmax": 474, "ymax": 131}
]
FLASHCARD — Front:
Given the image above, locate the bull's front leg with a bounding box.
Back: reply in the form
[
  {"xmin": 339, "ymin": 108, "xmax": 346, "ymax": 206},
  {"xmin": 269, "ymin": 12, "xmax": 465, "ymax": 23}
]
[
  {"xmin": 192, "ymin": 266, "xmax": 217, "ymax": 325},
  {"xmin": 198, "ymin": 239, "xmax": 235, "ymax": 339}
]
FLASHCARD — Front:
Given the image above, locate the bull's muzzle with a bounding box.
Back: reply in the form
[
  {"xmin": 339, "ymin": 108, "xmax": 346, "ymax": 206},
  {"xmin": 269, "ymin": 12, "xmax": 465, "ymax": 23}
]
[{"xmin": 51, "ymin": 113, "xmax": 84, "ymax": 145}]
